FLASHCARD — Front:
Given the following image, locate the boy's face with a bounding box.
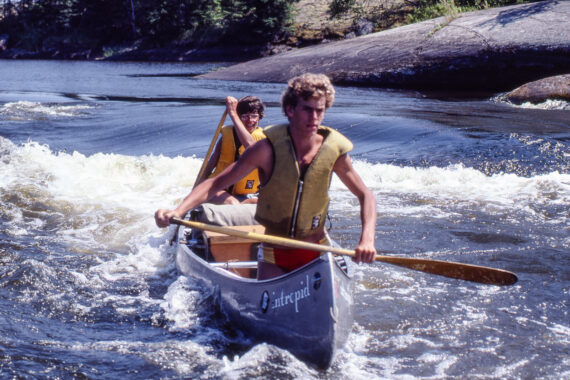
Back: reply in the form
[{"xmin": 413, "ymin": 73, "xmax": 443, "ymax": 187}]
[
  {"xmin": 286, "ymin": 96, "xmax": 326, "ymax": 136},
  {"xmin": 239, "ymin": 112, "xmax": 260, "ymax": 131}
]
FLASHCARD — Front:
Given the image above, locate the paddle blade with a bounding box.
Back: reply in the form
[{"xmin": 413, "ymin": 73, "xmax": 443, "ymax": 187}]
[{"xmin": 375, "ymin": 256, "xmax": 518, "ymax": 286}]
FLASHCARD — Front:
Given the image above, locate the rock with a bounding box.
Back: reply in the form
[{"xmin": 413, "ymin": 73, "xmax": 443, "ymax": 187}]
[
  {"xmin": 504, "ymin": 74, "xmax": 570, "ymax": 104},
  {"xmin": 344, "ymin": 31, "xmax": 357, "ymax": 40},
  {"xmin": 200, "ymin": 0, "xmax": 570, "ymax": 92},
  {"xmin": 0, "ymin": 34, "xmax": 8, "ymax": 52},
  {"xmin": 356, "ymin": 19, "xmax": 374, "ymax": 36}
]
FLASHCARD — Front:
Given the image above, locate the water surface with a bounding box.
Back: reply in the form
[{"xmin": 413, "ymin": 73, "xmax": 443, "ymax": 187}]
[{"xmin": 0, "ymin": 60, "xmax": 568, "ymax": 379}]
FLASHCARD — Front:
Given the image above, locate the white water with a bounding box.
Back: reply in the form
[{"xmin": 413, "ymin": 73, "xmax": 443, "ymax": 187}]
[{"xmin": 4, "ymin": 137, "xmax": 568, "ymax": 248}]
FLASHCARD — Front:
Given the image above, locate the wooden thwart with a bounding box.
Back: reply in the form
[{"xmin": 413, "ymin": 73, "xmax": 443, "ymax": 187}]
[{"xmin": 205, "ymin": 224, "xmax": 265, "ymax": 245}]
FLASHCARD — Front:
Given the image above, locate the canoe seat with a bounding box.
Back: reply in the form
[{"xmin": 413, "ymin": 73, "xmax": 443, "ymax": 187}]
[
  {"xmin": 188, "ymin": 204, "xmax": 263, "ymax": 278},
  {"xmin": 205, "ymin": 224, "xmax": 265, "ymax": 278}
]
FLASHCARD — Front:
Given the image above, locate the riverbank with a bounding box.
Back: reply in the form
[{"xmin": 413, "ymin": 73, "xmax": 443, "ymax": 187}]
[
  {"xmin": 0, "ymin": 0, "xmax": 409, "ymax": 62},
  {"xmin": 1, "ymin": 1, "xmax": 568, "ymax": 99},
  {"xmin": 201, "ymin": 0, "xmax": 570, "ymax": 96}
]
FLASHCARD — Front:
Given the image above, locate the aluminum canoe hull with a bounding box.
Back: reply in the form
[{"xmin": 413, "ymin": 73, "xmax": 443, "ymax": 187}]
[{"xmin": 175, "ymin": 230, "xmax": 354, "ymax": 369}]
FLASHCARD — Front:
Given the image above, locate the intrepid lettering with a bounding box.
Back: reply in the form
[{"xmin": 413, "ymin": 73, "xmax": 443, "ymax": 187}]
[{"xmin": 272, "ymin": 275, "xmax": 311, "ymax": 313}]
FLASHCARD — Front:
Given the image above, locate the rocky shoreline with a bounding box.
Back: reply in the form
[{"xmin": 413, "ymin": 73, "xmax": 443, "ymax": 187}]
[
  {"xmin": 0, "ymin": 37, "xmax": 272, "ymax": 62},
  {"xmin": 1, "ymin": 1, "xmax": 568, "ymax": 103},
  {"xmin": 200, "ymin": 0, "xmax": 570, "ymax": 102}
]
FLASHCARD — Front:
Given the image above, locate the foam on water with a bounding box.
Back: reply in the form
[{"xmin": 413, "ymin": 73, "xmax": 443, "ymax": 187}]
[
  {"xmin": 493, "ymin": 95, "xmax": 569, "ymax": 111},
  {"xmin": 518, "ymin": 99, "xmax": 569, "ymax": 111},
  {"xmin": 219, "ymin": 344, "xmax": 319, "ymax": 379},
  {"xmin": 330, "ymin": 159, "xmax": 569, "ymax": 225},
  {"xmin": 0, "ymin": 100, "xmax": 95, "ymax": 120},
  {"xmin": 2, "ymin": 135, "xmax": 567, "ymax": 257},
  {"xmin": 160, "ymin": 275, "xmax": 212, "ymax": 332},
  {"xmin": 1, "ymin": 136, "xmax": 203, "ymax": 249},
  {"xmin": 3, "ymin": 135, "xmax": 568, "ymax": 234}
]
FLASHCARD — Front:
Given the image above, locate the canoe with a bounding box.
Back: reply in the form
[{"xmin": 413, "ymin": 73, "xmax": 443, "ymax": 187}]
[{"xmin": 175, "ymin": 203, "xmax": 354, "ymax": 369}]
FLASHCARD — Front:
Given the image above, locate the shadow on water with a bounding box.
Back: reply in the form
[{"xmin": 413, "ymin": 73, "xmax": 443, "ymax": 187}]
[
  {"xmin": 126, "ymin": 73, "xmax": 202, "ymax": 78},
  {"xmin": 449, "ymin": 230, "xmax": 527, "ymax": 245}
]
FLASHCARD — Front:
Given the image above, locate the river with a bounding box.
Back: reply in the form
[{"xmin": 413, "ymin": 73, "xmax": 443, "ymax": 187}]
[{"xmin": 0, "ymin": 60, "xmax": 568, "ymax": 379}]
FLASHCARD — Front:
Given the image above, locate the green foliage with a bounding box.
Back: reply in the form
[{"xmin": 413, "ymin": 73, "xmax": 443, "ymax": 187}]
[
  {"xmin": 329, "ymin": 0, "xmax": 356, "ymax": 18},
  {"xmin": 408, "ymin": 0, "xmax": 460, "ymax": 24},
  {"xmin": 222, "ymin": 0, "xmax": 298, "ymax": 43},
  {"xmin": 0, "ymin": 0, "xmax": 300, "ymax": 53}
]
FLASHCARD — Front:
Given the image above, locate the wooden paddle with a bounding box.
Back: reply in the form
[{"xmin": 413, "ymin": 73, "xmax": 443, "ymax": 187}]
[
  {"xmin": 193, "ymin": 109, "xmax": 228, "ymax": 188},
  {"xmin": 169, "ymin": 110, "xmax": 228, "ymax": 245},
  {"xmin": 170, "ymin": 217, "xmax": 518, "ymax": 286}
]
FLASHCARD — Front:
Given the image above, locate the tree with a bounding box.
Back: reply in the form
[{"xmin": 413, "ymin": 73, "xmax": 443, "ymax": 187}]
[{"xmin": 0, "ymin": 0, "xmax": 300, "ymax": 53}]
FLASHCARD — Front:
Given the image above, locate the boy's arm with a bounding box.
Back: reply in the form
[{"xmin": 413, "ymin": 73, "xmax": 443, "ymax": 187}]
[
  {"xmin": 226, "ymin": 96, "xmax": 255, "ymax": 148},
  {"xmin": 155, "ymin": 140, "xmax": 272, "ymax": 227},
  {"xmin": 333, "ymin": 153, "xmax": 377, "ymax": 264}
]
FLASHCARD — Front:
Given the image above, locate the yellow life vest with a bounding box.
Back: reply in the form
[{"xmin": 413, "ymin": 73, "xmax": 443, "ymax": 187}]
[
  {"xmin": 209, "ymin": 125, "xmax": 265, "ymax": 195},
  {"xmin": 255, "ymin": 124, "xmax": 353, "ymax": 238}
]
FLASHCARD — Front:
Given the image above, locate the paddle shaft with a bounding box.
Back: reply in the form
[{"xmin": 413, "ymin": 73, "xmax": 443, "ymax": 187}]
[
  {"xmin": 194, "ymin": 109, "xmax": 228, "ymax": 187},
  {"xmin": 170, "ymin": 218, "xmax": 518, "ymax": 286},
  {"xmin": 169, "ymin": 110, "xmax": 228, "ymax": 246}
]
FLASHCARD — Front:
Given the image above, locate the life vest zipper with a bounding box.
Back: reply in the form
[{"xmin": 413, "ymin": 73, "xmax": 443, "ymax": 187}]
[{"xmin": 289, "ymin": 179, "xmax": 304, "ymax": 237}]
